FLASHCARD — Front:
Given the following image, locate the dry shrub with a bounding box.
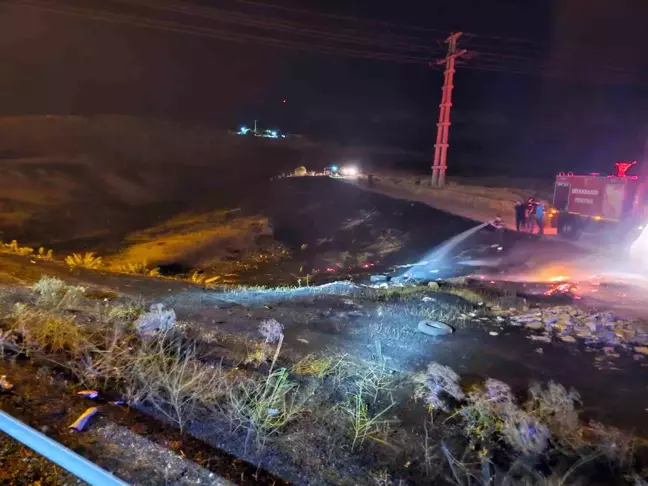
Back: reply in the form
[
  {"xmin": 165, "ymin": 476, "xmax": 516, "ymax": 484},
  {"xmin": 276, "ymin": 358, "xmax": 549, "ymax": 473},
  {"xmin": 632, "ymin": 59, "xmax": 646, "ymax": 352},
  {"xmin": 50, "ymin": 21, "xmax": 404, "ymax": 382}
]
[
  {"xmin": 127, "ymin": 334, "xmax": 230, "ymax": 431},
  {"xmin": 31, "ymin": 276, "xmax": 85, "ymax": 309},
  {"xmin": 0, "ymin": 329, "xmax": 16, "ymax": 357},
  {"xmin": 134, "ymin": 303, "xmax": 176, "ymax": 334},
  {"xmin": 293, "ymin": 165, "xmax": 307, "ymax": 176},
  {"xmin": 526, "ymin": 381, "xmax": 581, "ymax": 447},
  {"xmin": 413, "ymin": 362, "xmax": 464, "ymax": 413},
  {"xmin": 4, "ymin": 295, "xmax": 234, "ymax": 435},
  {"xmin": 416, "ymin": 362, "xmax": 636, "ymax": 484},
  {"xmin": 10, "ymin": 304, "xmax": 91, "ymax": 358},
  {"xmin": 585, "ymin": 421, "xmax": 634, "ymax": 465}
]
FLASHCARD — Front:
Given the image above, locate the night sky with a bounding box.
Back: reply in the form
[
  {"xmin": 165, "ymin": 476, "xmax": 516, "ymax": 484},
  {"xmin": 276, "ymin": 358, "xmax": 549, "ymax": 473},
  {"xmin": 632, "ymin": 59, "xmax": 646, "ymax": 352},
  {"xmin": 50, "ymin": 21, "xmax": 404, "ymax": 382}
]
[{"xmin": 1, "ymin": 0, "xmax": 648, "ymax": 176}]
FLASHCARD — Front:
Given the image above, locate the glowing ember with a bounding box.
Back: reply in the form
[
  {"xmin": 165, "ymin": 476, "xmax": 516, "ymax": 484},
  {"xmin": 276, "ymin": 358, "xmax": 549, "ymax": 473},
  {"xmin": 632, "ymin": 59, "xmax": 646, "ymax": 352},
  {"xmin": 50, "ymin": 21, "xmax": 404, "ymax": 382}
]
[
  {"xmin": 313, "ymin": 262, "xmax": 376, "ymax": 274},
  {"xmin": 544, "ymin": 282, "xmax": 579, "ymax": 298},
  {"xmin": 549, "ymin": 275, "xmax": 569, "ymax": 282}
]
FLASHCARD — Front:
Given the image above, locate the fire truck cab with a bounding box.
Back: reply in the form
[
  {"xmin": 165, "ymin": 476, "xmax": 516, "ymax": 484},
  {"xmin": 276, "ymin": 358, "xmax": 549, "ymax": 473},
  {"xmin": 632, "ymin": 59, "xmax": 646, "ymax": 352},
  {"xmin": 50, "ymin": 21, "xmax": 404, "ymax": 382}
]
[{"xmin": 552, "ymin": 161, "xmax": 648, "ymax": 241}]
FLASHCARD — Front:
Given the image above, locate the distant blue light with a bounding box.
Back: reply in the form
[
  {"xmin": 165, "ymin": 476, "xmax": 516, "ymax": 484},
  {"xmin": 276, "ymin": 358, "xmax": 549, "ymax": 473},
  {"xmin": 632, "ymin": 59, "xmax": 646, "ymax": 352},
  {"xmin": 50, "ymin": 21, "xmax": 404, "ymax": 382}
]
[
  {"xmin": 331, "ymin": 165, "xmax": 339, "ymax": 172},
  {"xmin": 270, "ymin": 130, "xmax": 278, "ymax": 138},
  {"xmin": 239, "ymin": 125, "xmax": 250, "ymax": 135}
]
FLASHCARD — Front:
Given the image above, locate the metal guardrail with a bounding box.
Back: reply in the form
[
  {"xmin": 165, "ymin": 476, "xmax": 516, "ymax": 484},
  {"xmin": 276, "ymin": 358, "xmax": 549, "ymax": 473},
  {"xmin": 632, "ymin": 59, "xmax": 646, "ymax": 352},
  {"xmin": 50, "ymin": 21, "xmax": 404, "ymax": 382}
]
[{"xmin": 0, "ymin": 410, "xmax": 129, "ymax": 485}]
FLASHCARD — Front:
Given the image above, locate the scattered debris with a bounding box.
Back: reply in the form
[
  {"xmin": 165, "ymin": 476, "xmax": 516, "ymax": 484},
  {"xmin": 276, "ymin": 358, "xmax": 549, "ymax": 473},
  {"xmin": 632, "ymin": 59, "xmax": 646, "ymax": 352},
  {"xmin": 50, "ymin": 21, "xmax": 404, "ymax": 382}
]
[
  {"xmin": 427, "ymin": 281, "xmax": 440, "ymax": 290},
  {"xmin": 0, "ymin": 375, "xmax": 14, "ymax": 391},
  {"xmin": 535, "ymin": 348, "xmax": 544, "ymax": 354},
  {"xmin": 524, "ymin": 321, "xmax": 544, "ymax": 330},
  {"xmin": 77, "ymin": 390, "xmax": 99, "ymax": 399},
  {"xmin": 512, "ymin": 306, "xmax": 648, "ymax": 350},
  {"xmin": 528, "ymin": 335, "xmax": 551, "ymax": 343},
  {"xmin": 635, "ymin": 346, "xmax": 648, "ymax": 356},
  {"xmin": 69, "ymin": 407, "xmax": 99, "ymax": 431},
  {"xmin": 489, "ymin": 331, "xmax": 499, "ymax": 336},
  {"xmin": 296, "ymin": 338, "xmax": 310, "ymax": 344},
  {"xmin": 370, "ymin": 274, "xmax": 390, "ymax": 283},
  {"xmin": 512, "ymin": 312, "xmax": 542, "ymax": 323},
  {"xmin": 421, "ymin": 296, "xmax": 435, "ymax": 303}
]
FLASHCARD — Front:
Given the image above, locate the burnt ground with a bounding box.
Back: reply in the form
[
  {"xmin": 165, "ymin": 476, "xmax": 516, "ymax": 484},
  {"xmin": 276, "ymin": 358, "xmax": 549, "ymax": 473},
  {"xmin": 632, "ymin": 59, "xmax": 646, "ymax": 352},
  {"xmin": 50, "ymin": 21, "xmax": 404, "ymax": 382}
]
[{"xmin": 0, "ymin": 176, "xmax": 645, "ymax": 484}]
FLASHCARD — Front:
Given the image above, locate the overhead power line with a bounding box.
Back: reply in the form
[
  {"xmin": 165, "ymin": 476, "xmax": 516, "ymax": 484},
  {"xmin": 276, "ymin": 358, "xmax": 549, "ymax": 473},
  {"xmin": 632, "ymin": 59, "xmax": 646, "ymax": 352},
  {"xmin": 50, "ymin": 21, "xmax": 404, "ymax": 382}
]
[
  {"xmin": 231, "ymin": 0, "xmax": 544, "ymax": 48},
  {"xmin": 106, "ymin": 0, "xmax": 446, "ymax": 55},
  {"xmin": 104, "ymin": 0, "xmax": 643, "ymax": 82},
  {"xmin": 229, "ymin": 0, "xmax": 640, "ymax": 66},
  {"xmin": 3, "ymin": 0, "xmax": 437, "ymax": 63},
  {"xmin": 2, "ymin": 0, "xmax": 643, "ymax": 83}
]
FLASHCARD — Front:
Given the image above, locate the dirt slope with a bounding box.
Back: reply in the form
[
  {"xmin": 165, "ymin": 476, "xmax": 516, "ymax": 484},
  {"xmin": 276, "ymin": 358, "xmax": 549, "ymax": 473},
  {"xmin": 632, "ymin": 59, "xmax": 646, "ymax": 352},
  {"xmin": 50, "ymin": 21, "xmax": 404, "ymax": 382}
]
[{"xmin": 0, "ymin": 116, "xmax": 311, "ymax": 249}]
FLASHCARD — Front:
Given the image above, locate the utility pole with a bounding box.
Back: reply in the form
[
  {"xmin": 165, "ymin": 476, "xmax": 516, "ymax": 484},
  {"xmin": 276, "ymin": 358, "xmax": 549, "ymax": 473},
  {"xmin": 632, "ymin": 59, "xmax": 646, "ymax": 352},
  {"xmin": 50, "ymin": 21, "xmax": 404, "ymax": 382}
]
[{"xmin": 431, "ymin": 32, "xmax": 469, "ymax": 187}]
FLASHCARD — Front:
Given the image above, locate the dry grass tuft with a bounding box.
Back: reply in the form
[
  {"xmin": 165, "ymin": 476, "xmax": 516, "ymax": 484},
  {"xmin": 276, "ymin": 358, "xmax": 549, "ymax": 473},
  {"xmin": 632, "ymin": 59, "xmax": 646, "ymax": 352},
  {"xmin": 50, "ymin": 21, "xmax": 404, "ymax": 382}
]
[
  {"xmin": 341, "ymin": 383, "xmax": 395, "ymax": 451},
  {"xmin": 104, "ymin": 297, "xmax": 146, "ymax": 323},
  {"xmin": 188, "ymin": 271, "xmax": 222, "ymax": 286},
  {"xmin": 65, "ymin": 252, "xmax": 103, "ymax": 269},
  {"xmin": 365, "ymin": 285, "xmax": 430, "ymax": 302},
  {"xmin": 441, "ymin": 286, "xmax": 491, "ymax": 305},
  {"xmin": 292, "ymin": 353, "xmax": 344, "ymax": 379},
  {"xmin": 117, "ymin": 261, "xmax": 160, "ymax": 277},
  {"xmin": 229, "ymin": 368, "xmax": 304, "ymax": 449},
  {"xmin": 1, "ymin": 240, "xmax": 35, "ymax": 256},
  {"xmin": 37, "ymin": 247, "xmax": 54, "ymax": 260}
]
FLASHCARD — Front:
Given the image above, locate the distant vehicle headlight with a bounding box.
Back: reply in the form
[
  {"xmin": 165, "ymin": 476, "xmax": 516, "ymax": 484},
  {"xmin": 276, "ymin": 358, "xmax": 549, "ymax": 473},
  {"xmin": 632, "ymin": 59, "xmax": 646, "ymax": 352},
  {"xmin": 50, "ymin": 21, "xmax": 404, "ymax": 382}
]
[{"xmin": 341, "ymin": 165, "xmax": 359, "ymax": 177}]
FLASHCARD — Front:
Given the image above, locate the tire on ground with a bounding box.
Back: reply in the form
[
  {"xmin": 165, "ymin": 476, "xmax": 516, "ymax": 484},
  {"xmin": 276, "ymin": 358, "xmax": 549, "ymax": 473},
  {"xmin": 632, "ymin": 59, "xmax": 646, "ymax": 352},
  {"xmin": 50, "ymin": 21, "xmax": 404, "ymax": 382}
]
[{"xmin": 418, "ymin": 320, "xmax": 454, "ymax": 336}]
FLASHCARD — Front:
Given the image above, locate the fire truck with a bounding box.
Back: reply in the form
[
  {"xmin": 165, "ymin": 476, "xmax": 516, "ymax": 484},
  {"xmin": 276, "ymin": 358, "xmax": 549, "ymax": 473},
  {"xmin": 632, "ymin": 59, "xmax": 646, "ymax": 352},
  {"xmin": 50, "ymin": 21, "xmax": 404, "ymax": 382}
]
[{"xmin": 551, "ymin": 161, "xmax": 648, "ymax": 241}]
